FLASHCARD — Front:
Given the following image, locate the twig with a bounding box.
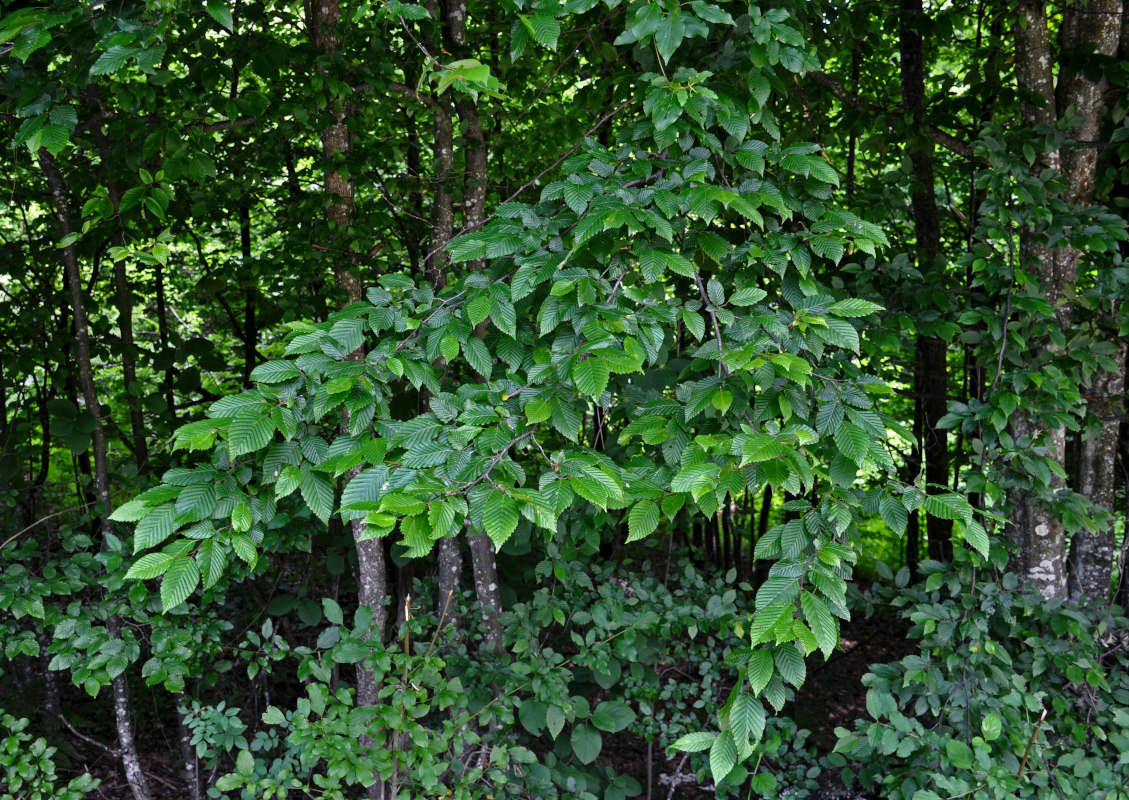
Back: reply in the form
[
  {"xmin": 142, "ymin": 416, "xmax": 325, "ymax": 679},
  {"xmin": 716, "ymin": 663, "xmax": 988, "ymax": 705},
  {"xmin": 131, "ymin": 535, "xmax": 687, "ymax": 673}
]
[
  {"xmin": 1, "ymin": 498, "xmax": 113, "ymax": 550},
  {"xmin": 665, "ymin": 753, "xmax": 689, "ymax": 800},
  {"xmin": 1017, "ymin": 707, "xmax": 1048, "ymax": 780}
]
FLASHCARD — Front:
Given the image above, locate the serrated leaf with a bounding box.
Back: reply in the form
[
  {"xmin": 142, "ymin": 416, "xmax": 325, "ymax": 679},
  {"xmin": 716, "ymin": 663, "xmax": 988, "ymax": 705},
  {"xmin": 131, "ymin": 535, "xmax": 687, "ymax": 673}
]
[
  {"xmin": 827, "ymin": 298, "xmax": 883, "ymax": 317},
  {"xmin": 196, "ymin": 539, "xmax": 227, "ymax": 590},
  {"xmin": 160, "ymin": 558, "xmax": 200, "ymax": 610},
  {"xmin": 747, "ymin": 649, "xmax": 773, "ymax": 695},
  {"xmin": 206, "ymin": 0, "xmax": 234, "ymax": 29},
  {"xmin": 227, "ymin": 412, "xmax": 275, "ymax": 457},
  {"xmin": 729, "ymin": 693, "xmax": 765, "ymax": 745},
  {"xmin": 730, "ymin": 286, "xmax": 767, "ymax": 306},
  {"xmin": 572, "ymin": 357, "xmax": 610, "ymax": 398},
  {"xmin": 525, "ymin": 398, "xmax": 551, "ymax": 423},
  {"xmin": 522, "ymin": 13, "xmax": 560, "ymax": 49},
  {"xmin": 250, "ymin": 360, "xmax": 301, "ymax": 383},
  {"xmin": 800, "ymin": 590, "xmax": 837, "ymax": 658},
  {"xmin": 482, "ymin": 489, "xmax": 519, "ymax": 549},
  {"xmin": 134, "ymin": 504, "xmax": 178, "ymax": 553},
  {"xmin": 833, "ymin": 421, "xmax": 869, "ymax": 466},
  {"xmin": 300, "ymin": 463, "xmax": 334, "ymax": 524},
  {"xmin": 464, "ymin": 336, "xmax": 492, "ymax": 378},
  {"xmin": 709, "ymin": 729, "xmax": 737, "ymax": 782},
  {"xmin": 626, "ymin": 501, "xmax": 660, "ymax": 542},
  {"xmin": 125, "ymin": 552, "xmax": 176, "ymax": 580},
  {"xmin": 879, "ymin": 494, "xmax": 908, "ymax": 535},
  {"xmin": 671, "ymin": 731, "xmax": 716, "ymax": 753}
]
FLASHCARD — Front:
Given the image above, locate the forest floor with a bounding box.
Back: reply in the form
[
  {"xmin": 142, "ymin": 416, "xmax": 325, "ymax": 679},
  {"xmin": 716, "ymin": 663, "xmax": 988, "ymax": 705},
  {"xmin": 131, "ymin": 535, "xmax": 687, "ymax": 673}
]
[{"xmin": 65, "ymin": 604, "xmax": 913, "ymax": 800}]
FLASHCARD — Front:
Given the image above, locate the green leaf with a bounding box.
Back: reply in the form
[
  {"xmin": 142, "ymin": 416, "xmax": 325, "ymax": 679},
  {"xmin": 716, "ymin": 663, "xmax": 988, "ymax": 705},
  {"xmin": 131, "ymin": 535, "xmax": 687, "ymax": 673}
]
[
  {"xmin": 774, "ymin": 643, "xmax": 806, "ymax": 687},
  {"xmin": 300, "ymin": 463, "xmax": 334, "ymax": 524},
  {"xmin": 591, "ymin": 700, "xmax": 635, "ymax": 733},
  {"xmin": 546, "ymin": 704, "xmax": 566, "ymax": 740},
  {"xmin": 227, "ymin": 412, "xmax": 275, "ymax": 457},
  {"xmin": 981, "ymin": 713, "xmax": 1002, "ymax": 742},
  {"xmin": 827, "ymin": 298, "xmax": 883, "ymax": 317},
  {"xmin": 833, "ymin": 421, "xmax": 869, "ymax": 466},
  {"xmin": 134, "ymin": 504, "xmax": 178, "ymax": 553},
  {"xmin": 800, "ymin": 590, "xmax": 838, "ymax": 658},
  {"xmin": 467, "ymin": 293, "xmax": 491, "ymax": 326},
  {"xmin": 230, "ymin": 502, "xmax": 252, "ymax": 533},
  {"xmin": 250, "ymin": 360, "xmax": 300, "ymax": 383},
  {"xmin": 196, "ymin": 539, "xmax": 227, "ymax": 591},
  {"xmin": 572, "ymin": 357, "xmax": 610, "ymax": 398},
  {"xmin": 89, "ymin": 45, "xmax": 137, "ymax": 76},
  {"xmin": 525, "ymin": 398, "xmax": 551, "ymax": 423},
  {"xmin": 728, "ymin": 693, "xmax": 765, "ymax": 745},
  {"xmin": 571, "ymin": 723, "xmax": 602, "ymax": 764},
  {"xmin": 626, "ymin": 501, "xmax": 660, "ymax": 542},
  {"xmin": 482, "ymin": 490, "xmax": 520, "ymax": 549},
  {"xmin": 206, "ymin": 0, "xmax": 234, "ymax": 30},
  {"xmin": 521, "ymin": 13, "xmax": 561, "ymax": 49},
  {"xmin": 924, "ymin": 493, "xmax": 973, "ymax": 524},
  {"xmin": 464, "ymin": 336, "xmax": 492, "ymax": 378},
  {"xmin": 747, "ymin": 649, "xmax": 774, "ymax": 696},
  {"xmin": 945, "ymin": 738, "xmax": 974, "ymax": 770},
  {"xmin": 125, "ymin": 552, "xmax": 176, "ymax": 580},
  {"xmin": 682, "ymin": 309, "xmax": 705, "ymax": 341},
  {"xmin": 671, "ymin": 731, "xmax": 715, "ymax": 753},
  {"xmin": 160, "ymin": 558, "xmax": 200, "ymax": 610},
  {"xmin": 709, "ymin": 729, "xmax": 737, "ymax": 782},
  {"xmin": 323, "ymin": 598, "xmax": 344, "ymax": 625},
  {"xmin": 730, "ymin": 286, "xmax": 767, "ymax": 306},
  {"xmin": 655, "ymin": 12, "xmax": 686, "ymax": 63},
  {"xmin": 879, "ymin": 494, "xmax": 908, "ymax": 535},
  {"xmin": 961, "ymin": 520, "xmax": 990, "ymax": 559}
]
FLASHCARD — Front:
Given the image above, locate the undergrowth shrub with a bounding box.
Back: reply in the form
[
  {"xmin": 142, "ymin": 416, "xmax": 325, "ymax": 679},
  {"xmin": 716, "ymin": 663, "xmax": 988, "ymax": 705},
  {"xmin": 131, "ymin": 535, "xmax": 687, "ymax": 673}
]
[{"xmin": 833, "ymin": 551, "xmax": 1129, "ymax": 800}]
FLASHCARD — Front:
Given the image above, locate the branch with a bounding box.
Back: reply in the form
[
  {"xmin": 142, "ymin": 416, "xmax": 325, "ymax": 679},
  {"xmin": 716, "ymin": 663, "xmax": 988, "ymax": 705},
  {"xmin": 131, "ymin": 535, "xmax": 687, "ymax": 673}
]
[
  {"xmin": 808, "ymin": 71, "xmax": 981, "ymax": 162},
  {"xmin": 189, "ymin": 115, "xmax": 258, "ymax": 132}
]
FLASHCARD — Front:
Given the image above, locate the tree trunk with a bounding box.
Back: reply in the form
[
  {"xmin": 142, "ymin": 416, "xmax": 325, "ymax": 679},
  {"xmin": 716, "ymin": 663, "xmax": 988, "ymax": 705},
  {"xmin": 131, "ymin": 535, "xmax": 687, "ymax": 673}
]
[
  {"xmin": 178, "ymin": 708, "xmax": 201, "ymax": 800},
  {"xmin": 309, "ymin": 5, "xmax": 388, "ymax": 797},
  {"xmin": 38, "ymin": 148, "xmax": 152, "ymax": 800},
  {"xmin": 436, "ymin": 537, "xmax": 463, "ymax": 635},
  {"xmin": 1008, "ymin": 0, "xmax": 1122, "ymax": 597},
  {"xmin": 1068, "ymin": 346, "xmax": 1126, "ymax": 601},
  {"xmin": 899, "ymin": 0, "xmax": 952, "ymax": 561},
  {"xmin": 467, "ymin": 532, "xmax": 504, "ymax": 652},
  {"xmin": 91, "ymin": 114, "xmax": 149, "ymax": 472}
]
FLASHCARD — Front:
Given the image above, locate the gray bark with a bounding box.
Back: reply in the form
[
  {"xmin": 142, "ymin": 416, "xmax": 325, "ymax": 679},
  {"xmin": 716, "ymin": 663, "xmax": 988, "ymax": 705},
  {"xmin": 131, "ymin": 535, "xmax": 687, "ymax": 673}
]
[
  {"xmin": 467, "ymin": 533, "xmax": 504, "ymax": 653},
  {"xmin": 179, "ymin": 708, "xmax": 201, "ymax": 800},
  {"xmin": 1008, "ymin": 0, "xmax": 1122, "ymax": 597},
  {"xmin": 1068, "ymin": 346, "xmax": 1125, "ymax": 602},
  {"xmin": 436, "ymin": 537, "xmax": 463, "ymax": 635}
]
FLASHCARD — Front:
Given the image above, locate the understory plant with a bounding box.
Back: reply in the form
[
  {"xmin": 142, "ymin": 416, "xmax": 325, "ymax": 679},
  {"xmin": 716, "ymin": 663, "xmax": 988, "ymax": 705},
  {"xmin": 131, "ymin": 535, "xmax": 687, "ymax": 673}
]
[{"xmin": 833, "ymin": 550, "xmax": 1129, "ymax": 800}]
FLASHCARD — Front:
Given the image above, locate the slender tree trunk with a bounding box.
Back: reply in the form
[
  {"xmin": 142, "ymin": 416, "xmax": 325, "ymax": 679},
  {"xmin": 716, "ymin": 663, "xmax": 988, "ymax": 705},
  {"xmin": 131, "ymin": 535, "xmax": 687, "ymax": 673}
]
[
  {"xmin": 179, "ymin": 709, "xmax": 201, "ymax": 800},
  {"xmin": 90, "ymin": 115, "xmax": 149, "ymax": 471},
  {"xmin": 900, "ymin": 0, "xmax": 952, "ymax": 562},
  {"xmin": 38, "ymin": 148, "xmax": 152, "ymax": 800},
  {"xmin": 436, "ymin": 537, "xmax": 463, "ymax": 635},
  {"xmin": 154, "ymin": 261, "xmax": 177, "ymax": 424},
  {"xmin": 1009, "ymin": 0, "xmax": 1121, "ymax": 597},
  {"xmin": 240, "ymin": 204, "xmax": 257, "ymax": 387},
  {"xmin": 467, "ymin": 533, "xmax": 504, "ymax": 652},
  {"xmin": 309, "ymin": 6, "xmax": 387, "ymax": 798}
]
